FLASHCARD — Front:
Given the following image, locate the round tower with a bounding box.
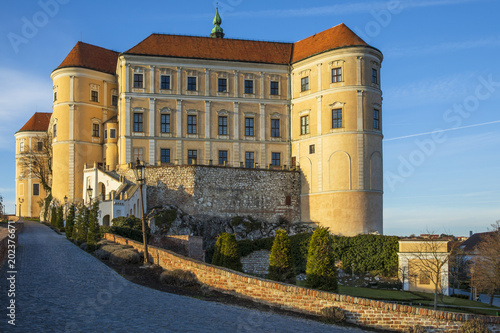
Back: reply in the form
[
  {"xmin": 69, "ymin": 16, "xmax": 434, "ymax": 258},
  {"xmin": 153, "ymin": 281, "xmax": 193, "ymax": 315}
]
[
  {"xmin": 50, "ymin": 42, "xmax": 119, "ymax": 203},
  {"xmin": 291, "ymin": 24, "xmax": 383, "ymax": 235}
]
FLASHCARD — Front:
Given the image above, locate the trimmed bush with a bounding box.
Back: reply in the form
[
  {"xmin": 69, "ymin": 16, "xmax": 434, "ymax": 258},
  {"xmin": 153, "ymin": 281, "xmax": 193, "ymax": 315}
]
[
  {"xmin": 56, "ymin": 206, "xmax": 64, "ymax": 229},
  {"xmin": 212, "ymin": 233, "xmax": 242, "ymax": 271},
  {"xmin": 50, "ymin": 207, "xmax": 57, "ymax": 226},
  {"xmin": 458, "ymin": 319, "xmax": 491, "ymax": 333},
  {"xmin": 87, "ymin": 201, "xmax": 100, "ymax": 251},
  {"xmin": 267, "ymin": 230, "xmax": 296, "ymax": 284},
  {"xmin": 160, "ymin": 269, "xmax": 199, "ymax": 287},
  {"xmin": 65, "ymin": 205, "xmax": 75, "ymax": 239},
  {"xmin": 73, "ymin": 206, "xmax": 89, "ymax": 243},
  {"xmin": 109, "ymin": 248, "xmax": 141, "ymax": 265},
  {"xmin": 306, "ymin": 227, "xmax": 338, "ymax": 292},
  {"xmin": 211, "ymin": 233, "xmax": 224, "ymax": 266}
]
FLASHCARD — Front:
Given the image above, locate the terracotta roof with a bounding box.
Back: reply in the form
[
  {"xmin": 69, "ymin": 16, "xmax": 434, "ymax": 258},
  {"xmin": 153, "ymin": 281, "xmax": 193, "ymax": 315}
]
[
  {"xmin": 292, "ymin": 23, "xmax": 368, "ymax": 63},
  {"xmin": 54, "ymin": 42, "xmax": 119, "ymax": 75},
  {"xmin": 17, "ymin": 112, "xmax": 52, "ymax": 133},
  {"xmin": 124, "ymin": 34, "xmax": 294, "ymax": 65}
]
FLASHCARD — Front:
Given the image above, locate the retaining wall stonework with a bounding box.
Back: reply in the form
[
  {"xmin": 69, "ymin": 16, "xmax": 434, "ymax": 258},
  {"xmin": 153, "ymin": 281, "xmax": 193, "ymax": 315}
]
[
  {"xmin": 0, "ymin": 222, "xmax": 23, "ymax": 269},
  {"xmin": 118, "ymin": 165, "xmax": 300, "ymax": 223},
  {"xmin": 104, "ymin": 233, "xmax": 500, "ymax": 333},
  {"xmin": 241, "ymin": 250, "xmax": 270, "ymax": 277}
]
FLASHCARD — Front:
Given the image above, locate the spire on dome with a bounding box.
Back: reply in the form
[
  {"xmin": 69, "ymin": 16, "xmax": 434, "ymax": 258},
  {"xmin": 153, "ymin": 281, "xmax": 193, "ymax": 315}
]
[{"xmin": 210, "ymin": 6, "xmax": 225, "ymax": 39}]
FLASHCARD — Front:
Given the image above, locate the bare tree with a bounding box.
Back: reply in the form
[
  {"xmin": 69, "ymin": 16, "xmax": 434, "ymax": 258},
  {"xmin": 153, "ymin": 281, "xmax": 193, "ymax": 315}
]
[
  {"xmin": 408, "ymin": 238, "xmax": 453, "ymax": 310},
  {"xmin": 472, "ymin": 221, "xmax": 500, "ymax": 305},
  {"xmin": 18, "ymin": 131, "xmax": 52, "ymax": 193}
]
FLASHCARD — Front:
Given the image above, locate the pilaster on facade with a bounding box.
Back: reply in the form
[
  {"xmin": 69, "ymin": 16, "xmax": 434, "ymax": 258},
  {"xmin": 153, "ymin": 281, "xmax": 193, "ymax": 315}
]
[
  {"xmin": 125, "ymin": 138, "xmax": 131, "ymax": 164},
  {"xmin": 125, "ymin": 97, "xmax": 131, "ymax": 136},
  {"xmin": 149, "ymin": 98, "xmax": 156, "ymax": 136},
  {"xmin": 234, "ymin": 70, "xmax": 239, "ymax": 98},
  {"xmin": 104, "ymin": 81, "xmax": 108, "ymax": 106},
  {"xmin": 70, "ymin": 76, "xmax": 75, "ymax": 102},
  {"xmin": 205, "ymin": 100, "xmax": 211, "ymax": 139},
  {"xmin": 233, "ymin": 102, "xmax": 240, "ymax": 140},
  {"xmin": 69, "ymin": 143, "xmax": 75, "ymax": 201},
  {"xmin": 176, "ymin": 140, "xmax": 183, "ymax": 164},
  {"xmin": 205, "ymin": 69, "xmax": 210, "ymax": 97},
  {"xmin": 316, "ymin": 95, "xmax": 322, "ymax": 135},
  {"xmin": 357, "ymin": 56, "xmax": 363, "ymax": 86},
  {"xmin": 316, "ymin": 138, "xmax": 323, "ymax": 192},
  {"xmin": 150, "ymin": 66, "xmax": 155, "ymax": 94},
  {"xmin": 149, "ymin": 139, "xmax": 155, "ymax": 165},
  {"xmin": 317, "ymin": 63, "xmax": 322, "ymax": 91},
  {"xmin": 69, "ymin": 104, "xmax": 75, "ymax": 141},
  {"xmin": 357, "ymin": 90, "xmax": 364, "ymax": 131},
  {"xmin": 177, "ymin": 67, "xmax": 182, "ymax": 95},
  {"xmin": 259, "ymin": 103, "xmax": 266, "ymax": 141},
  {"xmin": 176, "ymin": 99, "xmax": 182, "ymax": 138},
  {"xmin": 260, "ymin": 72, "xmax": 265, "ymax": 99},
  {"xmin": 205, "ymin": 141, "xmax": 211, "ymax": 164},
  {"xmin": 125, "ymin": 64, "xmax": 131, "ymax": 92},
  {"xmin": 233, "ymin": 142, "xmax": 240, "ymax": 166},
  {"xmin": 260, "ymin": 143, "xmax": 266, "ymax": 168},
  {"xmin": 358, "ymin": 134, "xmax": 365, "ymax": 190}
]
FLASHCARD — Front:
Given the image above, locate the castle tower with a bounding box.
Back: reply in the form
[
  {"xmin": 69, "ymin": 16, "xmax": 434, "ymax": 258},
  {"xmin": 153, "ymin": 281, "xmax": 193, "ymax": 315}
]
[
  {"xmin": 14, "ymin": 112, "xmax": 51, "ymax": 217},
  {"xmin": 290, "ymin": 24, "xmax": 383, "ymax": 235},
  {"xmin": 50, "ymin": 42, "xmax": 119, "ymax": 203}
]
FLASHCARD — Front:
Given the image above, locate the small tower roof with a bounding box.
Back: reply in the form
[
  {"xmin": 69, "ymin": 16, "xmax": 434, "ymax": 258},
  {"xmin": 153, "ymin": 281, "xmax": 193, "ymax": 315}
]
[
  {"xmin": 17, "ymin": 112, "xmax": 52, "ymax": 133},
  {"xmin": 210, "ymin": 7, "xmax": 224, "ymax": 39}
]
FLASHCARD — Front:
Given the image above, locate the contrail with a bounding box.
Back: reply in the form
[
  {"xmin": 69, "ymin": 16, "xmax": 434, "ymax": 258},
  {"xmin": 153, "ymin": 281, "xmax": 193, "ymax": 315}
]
[{"xmin": 384, "ymin": 120, "xmax": 500, "ymax": 142}]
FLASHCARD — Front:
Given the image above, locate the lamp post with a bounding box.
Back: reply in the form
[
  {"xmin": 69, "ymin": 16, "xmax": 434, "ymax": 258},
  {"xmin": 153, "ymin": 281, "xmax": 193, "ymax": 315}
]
[
  {"xmin": 63, "ymin": 195, "xmax": 68, "ymax": 220},
  {"xmin": 87, "ymin": 185, "xmax": 93, "ymax": 206},
  {"xmin": 132, "ymin": 158, "xmax": 149, "ymax": 264}
]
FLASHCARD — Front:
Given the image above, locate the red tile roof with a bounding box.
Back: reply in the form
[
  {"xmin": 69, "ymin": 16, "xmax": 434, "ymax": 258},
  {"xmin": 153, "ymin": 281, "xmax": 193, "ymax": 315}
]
[
  {"xmin": 291, "ymin": 23, "xmax": 368, "ymax": 63},
  {"xmin": 54, "ymin": 42, "xmax": 119, "ymax": 75},
  {"xmin": 125, "ymin": 34, "xmax": 294, "ymax": 64},
  {"xmin": 17, "ymin": 112, "xmax": 52, "ymax": 133}
]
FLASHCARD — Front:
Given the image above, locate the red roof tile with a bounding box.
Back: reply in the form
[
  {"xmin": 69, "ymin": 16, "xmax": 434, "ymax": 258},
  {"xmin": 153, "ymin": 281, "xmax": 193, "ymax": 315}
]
[
  {"xmin": 125, "ymin": 34, "xmax": 294, "ymax": 64},
  {"xmin": 291, "ymin": 24, "xmax": 368, "ymax": 63},
  {"xmin": 54, "ymin": 42, "xmax": 119, "ymax": 75},
  {"xmin": 18, "ymin": 112, "xmax": 52, "ymax": 133}
]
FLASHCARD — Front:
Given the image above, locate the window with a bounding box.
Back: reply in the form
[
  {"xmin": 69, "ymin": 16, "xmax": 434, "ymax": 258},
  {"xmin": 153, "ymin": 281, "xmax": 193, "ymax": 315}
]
[
  {"xmin": 271, "ymin": 119, "xmax": 280, "ymax": 138},
  {"xmin": 161, "ymin": 149, "xmax": 170, "ymax": 163},
  {"xmin": 270, "ymin": 81, "xmax": 279, "ymax": 95},
  {"xmin": 161, "ymin": 114, "xmax": 170, "ymax": 133},
  {"xmin": 19, "ymin": 141, "xmax": 24, "ymax": 152},
  {"xmin": 133, "ymin": 74, "xmax": 143, "ymax": 88},
  {"xmin": 37, "ymin": 141, "xmax": 43, "ymax": 151},
  {"xmin": 309, "ymin": 144, "xmax": 315, "ymax": 154},
  {"xmin": 245, "ymin": 152, "xmax": 254, "ymax": 168},
  {"xmin": 372, "ymin": 69, "xmax": 378, "ymax": 84},
  {"xmin": 300, "ymin": 115, "xmax": 309, "ymax": 135},
  {"xmin": 53, "ymin": 124, "xmax": 57, "ymax": 137},
  {"xmin": 218, "ymin": 150, "xmax": 228, "ymax": 165},
  {"xmin": 104, "ymin": 129, "xmax": 108, "ymax": 139},
  {"xmin": 272, "ymin": 152, "xmax": 281, "ymax": 166},
  {"xmin": 133, "ymin": 148, "xmax": 143, "ymax": 161},
  {"xmin": 112, "ymin": 95, "xmax": 118, "ymax": 106},
  {"xmin": 187, "ymin": 115, "xmax": 197, "ymax": 134},
  {"xmin": 244, "ymin": 80, "xmax": 253, "ymax": 94},
  {"xmin": 91, "ymin": 90, "xmax": 99, "ymax": 102},
  {"xmin": 53, "ymin": 92, "xmax": 57, "ymax": 101},
  {"xmin": 188, "ymin": 150, "xmax": 197, "ymax": 165},
  {"xmin": 187, "ymin": 76, "xmax": 197, "ymax": 91},
  {"xmin": 374, "ymin": 109, "xmax": 380, "ymax": 130},
  {"xmin": 161, "ymin": 75, "xmax": 171, "ymax": 90},
  {"xmin": 92, "ymin": 124, "xmax": 100, "ymax": 137},
  {"xmin": 301, "ymin": 77, "xmax": 309, "ymax": 92},
  {"xmin": 419, "ymin": 273, "xmax": 430, "ymax": 285},
  {"xmin": 332, "ymin": 67, "xmax": 342, "ymax": 82},
  {"xmin": 218, "ymin": 78, "xmax": 227, "ymax": 92},
  {"xmin": 110, "ymin": 129, "xmax": 116, "ymax": 138},
  {"xmin": 245, "ymin": 118, "xmax": 254, "ymax": 136},
  {"xmin": 33, "ymin": 184, "xmax": 40, "ymax": 196},
  {"xmin": 133, "ymin": 113, "xmax": 143, "ymax": 132},
  {"xmin": 332, "ymin": 109, "xmax": 342, "ymax": 129},
  {"xmin": 218, "ymin": 116, "xmax": 227, "ymax": 135}
]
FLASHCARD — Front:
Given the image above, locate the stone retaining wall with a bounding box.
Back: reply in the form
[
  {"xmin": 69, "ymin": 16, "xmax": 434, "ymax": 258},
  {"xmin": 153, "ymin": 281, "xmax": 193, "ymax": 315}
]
[
  {"xmin": 118, "ymin": 165, "xmax": 300, "ymax": 223},
  {"xmin": 104, "ymin": 233, "xmax": 500, "ymax": 332},
  {"xmin": 0, "ymin": 222, "xmax": 24, "ymax": 269},
  {"xmin": 241, "ymin": 250, "xmax": 270, "ymax": 277}
]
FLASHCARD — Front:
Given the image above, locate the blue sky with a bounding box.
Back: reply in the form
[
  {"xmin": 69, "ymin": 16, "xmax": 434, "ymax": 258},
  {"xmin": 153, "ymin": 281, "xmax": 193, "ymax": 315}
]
[{"xmin": 0, "ymin": 0, "xmax": 498, "ymax": 236}]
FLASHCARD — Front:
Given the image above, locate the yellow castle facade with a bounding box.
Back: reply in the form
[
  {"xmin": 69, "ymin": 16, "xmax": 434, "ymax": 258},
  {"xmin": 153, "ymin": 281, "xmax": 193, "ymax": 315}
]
[{"xmin": 16, "ymin": 12, "xmax": 384, "ymax": 235}]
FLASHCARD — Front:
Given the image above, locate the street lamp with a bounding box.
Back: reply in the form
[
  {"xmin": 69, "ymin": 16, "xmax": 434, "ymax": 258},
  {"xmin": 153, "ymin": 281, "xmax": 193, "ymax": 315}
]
[
  {"xmin": 64, "ymin": 195, "xmax": 68, "ymax": 204},
  {"xmin": 87, "ymin": 185, "xmax": 93, "ymax": 205},
  {"xmin": 132, "ymin": 158, "xmax": 149, "ymax": 264}
]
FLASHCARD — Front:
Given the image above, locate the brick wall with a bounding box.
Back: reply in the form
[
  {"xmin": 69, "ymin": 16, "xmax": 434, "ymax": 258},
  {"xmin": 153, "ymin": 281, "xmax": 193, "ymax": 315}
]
[
  {"xmin": 241, "ymin": 250, "xmax": 270, "ymax": 277},
  {"xmin": 118, "ymin": 165, "xmax": 300, "ymax": 223},
  {"xmin": 104, "ymin": 233, "xmax": 500, "ymax": 333}
]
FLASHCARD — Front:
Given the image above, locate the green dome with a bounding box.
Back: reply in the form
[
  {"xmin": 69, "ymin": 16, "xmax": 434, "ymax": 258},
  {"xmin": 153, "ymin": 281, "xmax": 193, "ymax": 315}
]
[{"xmin": 210, "ymin": 7, "xmax": 224, "ymax": 38}]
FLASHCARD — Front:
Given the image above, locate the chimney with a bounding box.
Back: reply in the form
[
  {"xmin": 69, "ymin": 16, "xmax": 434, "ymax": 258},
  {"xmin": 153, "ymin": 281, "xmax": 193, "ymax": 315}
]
[{"xmin": 469, "ymin": 231, "xmax": 473, "ymax": 237}]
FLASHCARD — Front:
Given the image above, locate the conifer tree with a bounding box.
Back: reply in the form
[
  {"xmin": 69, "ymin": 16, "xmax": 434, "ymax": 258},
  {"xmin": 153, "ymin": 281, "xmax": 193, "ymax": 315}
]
[
  {"xmin": 56, "ymin": 205, "xmax": 64, "ymax": 229},
  {"xmin": 50, "ymin": 207, "xmax": 57, "ymax": 226},
  {"xmin": 211, "ymin": 233, "xmax": 225, "ymax": 266},
  {"xmin": 73, "ymin": 206, "xmax": 89, "ymax": 243},
  {"xmin": 87, "ymin": 201, "xmax": 100, "ymax": 250},
  {"xmin": 65, "ymin": 205, "xmax": 75, "ymax": 239},
  {"xmin": 221, "ymin": 233, "xmax": 242, "ymax": 271},
  {"xmin": 267, "ymin": 230, "xmax": 296, "ymax": 284},
  {"xmin": 306, "ymin": 227, "xmax": 338, "ymax": 292}
]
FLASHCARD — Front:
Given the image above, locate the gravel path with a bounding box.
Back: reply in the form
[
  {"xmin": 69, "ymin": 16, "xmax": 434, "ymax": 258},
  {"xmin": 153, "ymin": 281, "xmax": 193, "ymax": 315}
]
[{"xmin": 0, "ymin": 221, "xmax": 371, "ymax": 332}]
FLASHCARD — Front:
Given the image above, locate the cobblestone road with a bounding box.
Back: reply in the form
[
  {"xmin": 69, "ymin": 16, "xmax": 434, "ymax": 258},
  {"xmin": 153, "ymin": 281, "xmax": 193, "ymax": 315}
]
[{"xmin": 1, "ymin": 222, "xmax": 371, "ymax": 332}]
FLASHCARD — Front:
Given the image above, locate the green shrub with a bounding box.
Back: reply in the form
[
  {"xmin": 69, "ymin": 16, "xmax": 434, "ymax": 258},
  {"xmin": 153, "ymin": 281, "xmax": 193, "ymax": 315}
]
[
  {"xmin": 320, "ymin": 306, "xmax": 345, "ymax": 323},
  {"xmin": 65, "ymin": 205, "xmax": 75, "ymax": 239},
  {"xmin": 212, "ymin": 233, "xmax": 242, "ymax": 271},
  {"xmin": 50, "ymin": 207, "xmax": 57, "ymax": 226},
  {"xmin": 458, "ymin": 319, "xmax": 491, "ymax": 333},
  {"xmin": 306, "ymin": 227, "xmax": 338, "ymax": 292},
  {"xmin": 87, "ymin": 201, "xmax": 100, "ymax": 251},
  {"xmin": 100, "ymin": 225, "xmax": 148, "ymax": 243},
  {"xmin": 56, "ymin": 206, "xmax": 64, "ymax": 229},
  {"xmin": 73, "ymin": 206, "xmax": 89, "ymax": 242},
  {"xmin": 111, "ymin": 216, "xmax": 143, "ymax": 231},
  {"xmin": 154, "ymin": 209, "xmax": 177, "ymax": 233},
  {"xmin": 267, "ymin": 230, "xmax": 295, "ymax": 284},
  {"xmin": 289, "ymin": 232, "xmax": 312, "ymax": 274}
]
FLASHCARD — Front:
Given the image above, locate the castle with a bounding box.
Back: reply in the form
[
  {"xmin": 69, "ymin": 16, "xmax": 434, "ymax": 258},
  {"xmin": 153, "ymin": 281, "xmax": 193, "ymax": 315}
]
[{"xmin": 15, "ymin": 10, "xmax": 384, "ymax": 236}]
